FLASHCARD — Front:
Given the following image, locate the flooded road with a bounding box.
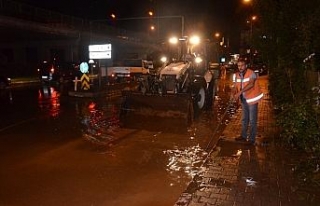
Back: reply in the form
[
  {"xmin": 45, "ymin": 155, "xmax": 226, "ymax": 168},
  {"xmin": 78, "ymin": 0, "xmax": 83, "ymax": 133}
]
[{"xmin": 0, "ymin": 78, "xmax": 235, "ymax": 206}]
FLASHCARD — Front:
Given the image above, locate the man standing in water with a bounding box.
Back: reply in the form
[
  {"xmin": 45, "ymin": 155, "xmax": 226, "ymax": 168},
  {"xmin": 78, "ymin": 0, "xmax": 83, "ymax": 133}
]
[{"xmin": 231, "ymin": 58, "xmax": 263, "ymax": 145}]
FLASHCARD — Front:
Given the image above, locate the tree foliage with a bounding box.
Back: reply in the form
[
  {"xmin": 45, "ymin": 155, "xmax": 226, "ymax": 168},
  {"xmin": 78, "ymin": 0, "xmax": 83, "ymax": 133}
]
[
  {"xmin": 255, "ymin": 0, "xmax": 320, "ymax": 153},
  {"xmin": 256, "ymin": 0, "xmax": 320, "ymax": 74}
]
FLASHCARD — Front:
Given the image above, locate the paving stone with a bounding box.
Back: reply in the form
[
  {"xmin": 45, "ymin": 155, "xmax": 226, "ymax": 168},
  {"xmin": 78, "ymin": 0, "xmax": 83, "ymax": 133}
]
[{"xmin": 174, "ymin": 76, "xmax": 320, "ymax": 206}]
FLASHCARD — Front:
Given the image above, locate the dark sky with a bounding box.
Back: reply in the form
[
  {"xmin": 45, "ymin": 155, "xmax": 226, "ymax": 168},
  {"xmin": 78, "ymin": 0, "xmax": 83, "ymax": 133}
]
[{"xmin": 13, "ymin": 0, "xmax": 247, "ymax": 51}]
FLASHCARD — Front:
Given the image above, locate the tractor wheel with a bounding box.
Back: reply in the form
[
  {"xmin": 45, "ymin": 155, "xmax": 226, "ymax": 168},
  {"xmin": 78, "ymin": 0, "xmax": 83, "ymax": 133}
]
[
  {"xmin": 191, "ymin": 86, "xmax": 206, "ymax": 119},
  {"xmin": 196, "ymin": 87, "xmax": 206, "ymax": 110},
  {"xmin": 186, "ymin": 99, "xmax": 194, "ymax": 125},
  {"xmin": 120, "ymin": 95, "xmax": 129, "ymax": 116},
  {"xmin": 205, "ymin": 80, "xmax": 215, "ymax": 110}
]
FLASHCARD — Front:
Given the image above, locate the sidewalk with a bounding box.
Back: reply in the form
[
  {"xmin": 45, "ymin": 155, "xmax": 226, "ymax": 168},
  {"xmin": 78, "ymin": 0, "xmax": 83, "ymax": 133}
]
[
  {"xmin": 175, "ymin": 76, "xmax": 320, "ymax": 206},
  {"xmin": 9, "ymin": 76, "xmax": 40, "ymax": 88}
]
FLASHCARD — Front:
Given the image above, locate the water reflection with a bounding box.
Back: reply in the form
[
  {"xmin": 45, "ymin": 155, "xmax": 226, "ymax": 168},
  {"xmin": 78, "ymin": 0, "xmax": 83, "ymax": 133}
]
[
  {"xmin": 164, "ymin": 144, "xmax": 208, "ymax": 182},
  {"xmin": 79, "ymin": 99, "xmax": 121, "ymax": 146},
  {"xmin": 0, "ymin": 89, "xmax": 13, "ymax": 104},
  {"xmin": 38, "ymin": 85, "xmax": 60, "ymax": 117},
  {"xmin": 121, "ymin": 114, "xmax": 191, "ymax": 133},
  {"xmin": 244, "ymin": 177, "xmax": 257, "ymax": 187}
]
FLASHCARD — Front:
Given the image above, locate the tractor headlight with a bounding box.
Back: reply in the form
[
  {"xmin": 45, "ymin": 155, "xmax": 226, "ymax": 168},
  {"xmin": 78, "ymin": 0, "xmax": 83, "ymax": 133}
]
[
  {"xmin": 160, "ymin": 56, "xmax": 167, "ymax": 63},
  {"xmin": 195, "ymin": 56, "xmax": 203, "ymax": 64}
]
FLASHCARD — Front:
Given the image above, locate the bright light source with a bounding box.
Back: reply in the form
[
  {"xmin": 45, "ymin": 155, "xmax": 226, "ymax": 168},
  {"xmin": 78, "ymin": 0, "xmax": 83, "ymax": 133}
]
[
  {"xmin": 195, "ymin": 56, "xmax": 203, "ymax": 64},
  {"xmin": 150, "ymin": 25, "xmax": 155, "ymax": 30},
  {"xmin": 169, "ymin": 37, "xmax": 178, "ymax": 44},
  {"xmin": 88, "ymin": 102, "xmax": 96, "ymax": 110},
  {"xmin": 189, "ymin": 35, "xmax": 200, "ymax": 45},
  {"xmin": 160, "ymin": 56, "xmax": 167, "ymax": 63},
  {"xmin": 111, "ymin": 13, "xmax": 116, "ymax": 19},
  {"xmin": 148, "ymin": 11, "xmax": 153, "ymax": 16},
  {"xmin": 243, "ymin": 0, "xmax": 252, "ymax": 4}
]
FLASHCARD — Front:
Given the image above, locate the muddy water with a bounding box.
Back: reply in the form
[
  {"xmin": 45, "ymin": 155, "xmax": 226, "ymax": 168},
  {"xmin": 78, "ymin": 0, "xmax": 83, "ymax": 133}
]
[
  {"xmin": 77, "ymin": 99, "xmax": 213, "ymax": 206},
  {"xmin": 0, "ymin": 78, "xmax": 235, "ymax": 206},
  {"xmin": 74, "ymin": 79, "xmax": 235, "ymax": 206}
]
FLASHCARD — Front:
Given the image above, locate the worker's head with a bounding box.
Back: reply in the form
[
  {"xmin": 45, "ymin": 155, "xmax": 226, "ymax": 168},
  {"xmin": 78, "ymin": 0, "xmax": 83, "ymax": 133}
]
[{"xmin": 237, "ymin": 58, "xmax": 247, "ymax": 73}]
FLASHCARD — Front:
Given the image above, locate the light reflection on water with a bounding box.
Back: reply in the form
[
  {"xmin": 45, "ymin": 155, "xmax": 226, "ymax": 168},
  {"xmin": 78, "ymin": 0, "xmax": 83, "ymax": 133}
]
[
  {"xmin": 70, "ymin": 78, "xmax": 237, "ymax": 189},
  {"xmin": 79, "ymin": 100, "xmax": 121, "ymax": 145},
  {"xmin": 164, "ymin": 144, "xmax": 208, "ymax": 183},
  {"xmin": 37, "ymin": 84, "xmax": 123, "ymax": 145},
  {"xmin": 38, "ymin": 85, "xmax": 61, "ymax": 117}
]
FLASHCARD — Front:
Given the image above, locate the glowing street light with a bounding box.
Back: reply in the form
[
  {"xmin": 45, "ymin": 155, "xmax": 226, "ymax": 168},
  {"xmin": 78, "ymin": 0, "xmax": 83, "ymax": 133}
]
[
  {"xmin": 247, "ymin": 15, "xmax": 258, "ymax": 65},
  {"xmin": 102, "ymin": 15, "xmax": 184, "ymax": 37},
  {"xmin": 160, "ymin": 56, "xmax": 167, "ymax": 63},
  {"xmin": 248, "ymin": 15, "xmax": 257, "ymax": 38},
  {"xmin": 243, "ymin": 0, "xmax": 252, "ymax": 4}
]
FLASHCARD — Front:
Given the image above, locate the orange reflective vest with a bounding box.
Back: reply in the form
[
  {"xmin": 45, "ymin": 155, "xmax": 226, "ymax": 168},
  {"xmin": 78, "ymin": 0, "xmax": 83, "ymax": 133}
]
[{"xmin": 232, "ymin": 69, "xmax": 263, "ymax": 105}]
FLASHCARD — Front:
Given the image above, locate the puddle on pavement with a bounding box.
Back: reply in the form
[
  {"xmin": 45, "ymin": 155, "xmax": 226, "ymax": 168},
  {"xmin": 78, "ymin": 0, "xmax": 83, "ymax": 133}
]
[
  {"xmin": 69, "ymin": 78, "xmax": 247, "ymax": 204},
  {"xmin": 79, "ymin": 100, "xmax": 122, "ymax": 146},
  {"xmin": 244, "ymin": 177, "xmax": 258, "ymax": 187},
  {"xmin": 181, "ymin": 141, "xmax": 262, "ymax": 197},
  {"xmin": 164, "ymin": 144, "xmax": 208, "ymax": 180},
  {"xmin": 38, "ymin": 85, "xmax": 61, "ymax": 117}
]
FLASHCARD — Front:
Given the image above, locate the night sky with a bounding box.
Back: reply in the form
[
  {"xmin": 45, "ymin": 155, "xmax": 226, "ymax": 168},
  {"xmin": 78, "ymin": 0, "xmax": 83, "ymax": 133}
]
[{"xmin": 13, "ymin": 0, "xmax": 248, "ymax": 51}]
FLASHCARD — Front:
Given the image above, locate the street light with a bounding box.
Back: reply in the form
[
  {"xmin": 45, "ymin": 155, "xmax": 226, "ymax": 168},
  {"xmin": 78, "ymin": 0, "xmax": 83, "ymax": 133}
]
[
  {"xmin": 103, "ymin": 15, "xmax": 185, "ymax": 37},
  {"xmin": 249, "ymin": 15, "xmax": 257, "ymax": 40},
  {"xmin": 213, "ymin": 32, "xmax": 225, "ymax": 63},
  {"xmin": 242, "ymin": 0, "xmax": 252, "ymax": 5},
  {"xmin": 247, "ymin": 15, "xmax": 257, "ymax": 65},
  {"xmin": 214, "ymin": 32, "xmax": 225, "ymax": 46}
]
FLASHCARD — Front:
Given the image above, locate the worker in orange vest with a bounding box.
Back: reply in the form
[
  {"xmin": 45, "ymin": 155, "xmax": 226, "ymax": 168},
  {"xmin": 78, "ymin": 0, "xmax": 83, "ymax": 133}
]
[{"xmin": 231, "ymin": 58, "xmax": 263, "ymax": 145}]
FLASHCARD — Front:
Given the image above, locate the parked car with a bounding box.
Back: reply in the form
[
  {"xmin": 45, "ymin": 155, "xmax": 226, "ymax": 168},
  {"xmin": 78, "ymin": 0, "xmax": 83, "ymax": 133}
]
[
  {"xmin": 58, "ymin": 62, "xmax": 81, "ymax": 83},
  {"xmin": 208, "ymin": 62, "xmax": 221, "ymax": 79},
  {"xmin": 37, "ymin": 61, "xmax": 80, "ymax": 83},
  {"xmin": 0, "ymin": 75, "xmax": 11, "ymax": 89},
  {"xmin": 252, "ymin": 64, "xmax": 268, "ymax": 76},
  {"xmin": 37, "ymin": 61, "xmax": 59, "ymax": 83}
]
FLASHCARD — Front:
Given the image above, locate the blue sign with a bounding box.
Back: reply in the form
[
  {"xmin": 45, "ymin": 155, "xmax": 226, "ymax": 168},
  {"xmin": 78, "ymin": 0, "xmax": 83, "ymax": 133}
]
[{"xmin": 80, "ymin": 62, "xmax": 89, "ymax": 73}]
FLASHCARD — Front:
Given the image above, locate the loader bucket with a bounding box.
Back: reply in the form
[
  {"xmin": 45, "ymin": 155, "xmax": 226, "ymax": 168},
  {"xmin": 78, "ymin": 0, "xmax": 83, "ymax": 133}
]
[{"xmin": 120, "ymin": 91, "xmax": 194, "ymax": 123}]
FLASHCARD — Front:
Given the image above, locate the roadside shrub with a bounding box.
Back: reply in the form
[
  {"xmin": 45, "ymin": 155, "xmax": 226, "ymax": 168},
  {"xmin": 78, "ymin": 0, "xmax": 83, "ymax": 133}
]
[{"xmin": 276, "ymin": 102, "xmax": 320, "ymax": 155}]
